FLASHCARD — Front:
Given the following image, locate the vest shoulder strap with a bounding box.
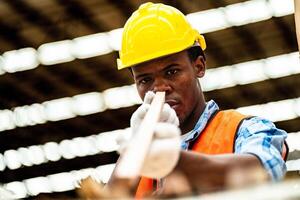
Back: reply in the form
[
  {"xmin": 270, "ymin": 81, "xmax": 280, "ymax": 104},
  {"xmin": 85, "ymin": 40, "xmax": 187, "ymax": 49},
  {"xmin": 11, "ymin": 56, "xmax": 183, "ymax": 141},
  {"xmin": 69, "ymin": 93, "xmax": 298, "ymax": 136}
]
[{"xmin": 192, "ymin": 110, "xmax": 246, "ymax": 154}]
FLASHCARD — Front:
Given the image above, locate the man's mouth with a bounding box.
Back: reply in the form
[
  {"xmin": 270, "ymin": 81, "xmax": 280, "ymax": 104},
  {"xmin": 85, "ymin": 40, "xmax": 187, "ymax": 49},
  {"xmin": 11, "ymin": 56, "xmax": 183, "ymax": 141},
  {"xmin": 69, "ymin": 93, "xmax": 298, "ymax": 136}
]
[{"xmin": 166, "ymin": 100, "xmax": 180, "ymax": 110}]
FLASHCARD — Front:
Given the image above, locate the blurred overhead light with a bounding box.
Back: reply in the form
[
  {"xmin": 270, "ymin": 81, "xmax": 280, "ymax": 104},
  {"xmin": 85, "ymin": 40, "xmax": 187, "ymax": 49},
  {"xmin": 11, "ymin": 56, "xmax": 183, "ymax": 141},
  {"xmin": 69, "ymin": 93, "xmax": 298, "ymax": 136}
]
[
  {"xmin": 43, "ymin": 142, "xmax": 61, "ymax": 162},
  {"xmin": 295, "ymin": 99, "xmax": 300, "ymax": 117},
  {"xmin": 201, "ymin": 52, "xmax": 299, "ymax": 91},
  {"xmin": 269, "ymin": 0, "xmax": 294, "ymax": 17},
  {"xmin": 4, "ymin": 150, "xmax": 21, "ymax": 170},
  {"xmin": 0, "ymin": 154, "xmax": 6, "ymax": 171},
  {"xmin": 2, "ymin": 48, "xmax": 38, "ymax": 73},
  {"xmin": 58, "ymin": 140, "xmax": 76, "ymax": 160},
  {"xmin": 4, "ymin": 181, "xmax": 27, "ymax": 199},
  {"xmin": 17, "ymin": 147, "xmax": 34, "ymax": 167},
  {"xmin": 28, "ymin": 145, "xmax": 47, "ymax": 165},
  {"xmin": 23, "ymin": 103, "xmax": 47, "ymax": 125},
  {"xmin": 0, "ymin": 56, "xmax": 5, "ymax": 75},
  {"xmin": 103, "ymin": 85, "xmax": 141, "ymax": 109},
  {"xmin": 38, "ymin": 40, "xmax": 74, "ymax": 65},
  {"xmin": 201, "ymin": 66, "xmax": 236, "ymax": 91},
  {"xmin": 0, "ymin": 92, "xmax": 107, "ymax": 131},
  {"xmin": 0, "ymin": 110, "xmax": 15, "ymax": 131},
  {"xmin": 286, "ymin": 132, "xmax": 300, "ymax": 152},
  {"xmin": 72, "ymin": 33, "xmax": 112, "ymax": 59},
  {"xmin": 285, "ymin": 132, "xmax": 300, "ymax": 172},
  {"xmin": 186, "ymin": 0, "xmax": 292, "ymax": 34},
  {"xmin": 72, "ymin": 92, "xmax": 106, "ymax": 115},
  {"xmin": 12, "ymin": 106, "xmax": 33, "ymax": 127},
  {"xmin": 0, "ymin": 187, "xmax": 14, "ymax": 199},
  {"xmin": 43, "ymin": 97, "xmax": 75, "ymax": 121},
  {"xmin": 0, "ymin": 128, "xmax": 128, "ymax": 170},
  {"xmin": 237, "ymin": 98, "xmax": 299, "ymax": 122},
  {"xmin": 71, "ymin": 137, "xmax": 96, "ymax": 157},
  {"xmin": 286, "ymin": 159, "xmax": 300, "ymax": 171},
  {"xmin": 232, "ymin": 60, "xmax": 267, "ymax": 85},
  {"xmin": 225, "ymin": 0, "xmax": 272, "ymax": 26},
  {"xmin": 107, "ymin": 28, "xmax": 123, "ymax": 51},
  {"xmin": 48, "ymin": 172, "xmax": 75, "ymax": 192},
  {"xmin": 244, "ymin": 0, "xmax": 273, "ymax": 22},
  {"xmin": 0, "ymin": 52, "xmax": 298, "ymax": 132},
  {"xmin": 3, "ymin": 164, "xmax": 116, "ymax": 198},
  {"xmin": 25, "ymin": 177, "xmax": 51, "ymax": 196},
  {"xmin": 187, "ymin": 8, "xmax": 228, "ymax": 33},
  {"xmin": 264, "ymin": 53, "xmax": 300, "ymax": 78}
]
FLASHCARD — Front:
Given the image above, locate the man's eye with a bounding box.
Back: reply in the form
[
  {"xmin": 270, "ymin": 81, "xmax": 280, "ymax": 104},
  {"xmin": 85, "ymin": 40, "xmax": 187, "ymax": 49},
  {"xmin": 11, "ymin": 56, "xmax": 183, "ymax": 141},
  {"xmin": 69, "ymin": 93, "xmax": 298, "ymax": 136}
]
[
  {"xmin": 166, "ymin": 69, "xmax": 178, "ymax": 76},
  {"xmin": 139, "ymin": 77, "xmax": 152, "ymax": 84}
]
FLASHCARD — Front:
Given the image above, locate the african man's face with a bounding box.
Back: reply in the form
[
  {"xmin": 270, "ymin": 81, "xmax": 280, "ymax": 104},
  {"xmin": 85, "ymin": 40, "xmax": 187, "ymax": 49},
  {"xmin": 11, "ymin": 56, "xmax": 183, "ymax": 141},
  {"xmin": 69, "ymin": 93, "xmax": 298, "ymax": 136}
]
[{"xmin": 132, "ymin": 50, "xmax": 205, "ymax": 125}]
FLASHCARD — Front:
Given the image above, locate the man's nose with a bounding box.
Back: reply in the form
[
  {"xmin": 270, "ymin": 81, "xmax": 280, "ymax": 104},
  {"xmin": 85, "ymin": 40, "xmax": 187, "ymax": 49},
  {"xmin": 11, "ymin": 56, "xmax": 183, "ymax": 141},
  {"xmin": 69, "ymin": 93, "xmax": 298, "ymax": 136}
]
[{"xmin": 152, "ymin": 78, "xmax": 171, "ymax": 93}]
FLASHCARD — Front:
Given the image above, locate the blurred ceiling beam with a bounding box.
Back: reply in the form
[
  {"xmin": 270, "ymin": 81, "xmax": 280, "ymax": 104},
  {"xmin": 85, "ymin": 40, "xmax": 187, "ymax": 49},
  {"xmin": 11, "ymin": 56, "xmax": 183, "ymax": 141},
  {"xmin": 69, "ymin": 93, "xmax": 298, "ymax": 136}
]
[
  {"xmin": 56, "ymin": 0, "xmax": 106, "ymax": 33},
  {"xmin": 108, "ymin": 0, "xmax": 136, "ymax": 19},
  {"xmin": 5, "ymin": 0, "xmax": 65, "ymax": 41},
  {"xmin": 0, "ymin": 20, "xmax": 31, "ymax": 49}
]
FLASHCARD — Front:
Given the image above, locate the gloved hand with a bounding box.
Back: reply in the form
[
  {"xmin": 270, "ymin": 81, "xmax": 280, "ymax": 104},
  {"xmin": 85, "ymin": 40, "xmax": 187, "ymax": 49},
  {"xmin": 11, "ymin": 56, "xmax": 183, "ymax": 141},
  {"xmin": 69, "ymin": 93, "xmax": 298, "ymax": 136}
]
[
  {"xmin": 140, "ymin": 122, "xmax": 181, "ymax": 178},
  {"xmin": 130, "ymin": 91, "xmax": 179, "ymax": 134},
  {"xmin": 117, "ymin": 91, "xmax": 181, "ymax": 179},
  {"xmin": 116, "ymin": 122, "xmax": 181, "ymax": 179}
]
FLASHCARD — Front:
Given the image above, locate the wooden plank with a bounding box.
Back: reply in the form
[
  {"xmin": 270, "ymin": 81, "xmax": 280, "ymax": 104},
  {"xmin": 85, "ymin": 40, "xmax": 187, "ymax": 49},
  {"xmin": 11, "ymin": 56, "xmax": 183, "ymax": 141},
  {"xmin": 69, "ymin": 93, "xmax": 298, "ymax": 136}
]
[{"xmin": 115, "ymin": 91, "xmax": 165, "ymax": 178}]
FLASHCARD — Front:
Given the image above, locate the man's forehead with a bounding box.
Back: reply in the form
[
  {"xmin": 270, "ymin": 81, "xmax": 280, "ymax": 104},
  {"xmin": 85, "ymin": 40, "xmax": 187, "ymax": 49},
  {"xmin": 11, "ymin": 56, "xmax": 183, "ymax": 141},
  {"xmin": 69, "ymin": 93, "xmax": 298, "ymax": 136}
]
[{"xmin": 132, "ymin": 51, "xmax": 188, "ymax": 73}]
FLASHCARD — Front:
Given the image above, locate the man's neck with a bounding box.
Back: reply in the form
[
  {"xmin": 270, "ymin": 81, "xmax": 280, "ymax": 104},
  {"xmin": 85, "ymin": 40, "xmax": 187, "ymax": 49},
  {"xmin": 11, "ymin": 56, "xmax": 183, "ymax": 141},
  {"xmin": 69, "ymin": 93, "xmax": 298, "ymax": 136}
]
[{"xmin": 180, "ymin": 97, "xmax": 206, "ymax": 134}]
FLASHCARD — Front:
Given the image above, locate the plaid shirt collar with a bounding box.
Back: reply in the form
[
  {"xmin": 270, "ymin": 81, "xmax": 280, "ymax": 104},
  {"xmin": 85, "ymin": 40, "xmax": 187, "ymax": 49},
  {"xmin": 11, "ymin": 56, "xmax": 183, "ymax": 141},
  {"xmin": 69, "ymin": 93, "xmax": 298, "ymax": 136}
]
[{"xmin": 181, "ymin": 100, "xmax": 219, "ymax": 150}]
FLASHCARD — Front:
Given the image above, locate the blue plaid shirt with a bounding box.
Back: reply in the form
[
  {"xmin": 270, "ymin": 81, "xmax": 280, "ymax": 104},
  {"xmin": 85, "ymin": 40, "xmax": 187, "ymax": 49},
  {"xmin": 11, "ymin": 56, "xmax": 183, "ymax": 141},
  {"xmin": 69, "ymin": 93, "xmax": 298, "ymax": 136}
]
[{"xmin": 181, "ymin": 100, "xmax": 287, "ymax": 181}]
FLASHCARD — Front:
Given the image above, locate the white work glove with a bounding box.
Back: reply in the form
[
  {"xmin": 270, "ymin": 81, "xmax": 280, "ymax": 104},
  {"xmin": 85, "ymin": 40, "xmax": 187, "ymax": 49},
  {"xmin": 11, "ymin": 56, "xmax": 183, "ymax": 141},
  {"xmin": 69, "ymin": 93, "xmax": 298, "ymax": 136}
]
[
  {"xmin": 140, "ymin": 122, "xmax": 181, "ymax": 178},
  {"xmin": 117, "ymin": 122, "xmax": 181, "ymax": 179},
  {"xmin": 130, "ymin": 91, "xmax": 179, "ymax": 134},
  {"xmin": 117, "ymin": 91, "xmax": 181, "ymax": 179}
]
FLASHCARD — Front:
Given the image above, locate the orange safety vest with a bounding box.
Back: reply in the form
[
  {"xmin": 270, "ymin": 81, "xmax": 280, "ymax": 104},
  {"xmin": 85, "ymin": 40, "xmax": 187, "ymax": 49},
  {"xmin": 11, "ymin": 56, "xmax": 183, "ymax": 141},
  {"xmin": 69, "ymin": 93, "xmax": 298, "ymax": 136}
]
[{"xmin": 135, "ymin": 110, "xmax": 288, "ymax": 198}]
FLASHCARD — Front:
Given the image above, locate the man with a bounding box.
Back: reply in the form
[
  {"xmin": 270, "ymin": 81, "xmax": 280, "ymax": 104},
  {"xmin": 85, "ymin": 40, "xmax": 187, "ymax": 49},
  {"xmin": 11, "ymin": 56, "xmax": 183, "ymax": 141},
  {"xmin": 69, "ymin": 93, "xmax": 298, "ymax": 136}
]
[{"xmin": 108, "ymin": 2, "xmax": 288, "ymax": 198}]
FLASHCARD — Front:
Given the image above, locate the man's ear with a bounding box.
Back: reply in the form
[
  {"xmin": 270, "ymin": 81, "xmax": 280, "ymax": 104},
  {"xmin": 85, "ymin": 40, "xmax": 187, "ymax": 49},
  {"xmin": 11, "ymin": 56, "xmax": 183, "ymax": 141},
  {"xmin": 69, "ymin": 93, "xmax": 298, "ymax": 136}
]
[{"xmin": 194, "ymin": 56, "xmax": 206, "ymax": 78}]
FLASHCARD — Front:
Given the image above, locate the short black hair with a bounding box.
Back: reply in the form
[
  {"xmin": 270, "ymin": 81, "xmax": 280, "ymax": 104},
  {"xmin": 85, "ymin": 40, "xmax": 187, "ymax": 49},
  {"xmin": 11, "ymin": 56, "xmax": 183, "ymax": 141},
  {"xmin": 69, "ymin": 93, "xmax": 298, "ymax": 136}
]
[{"xmin": 187, "ymin": 46, "xmax": 206, "ymax": 62}]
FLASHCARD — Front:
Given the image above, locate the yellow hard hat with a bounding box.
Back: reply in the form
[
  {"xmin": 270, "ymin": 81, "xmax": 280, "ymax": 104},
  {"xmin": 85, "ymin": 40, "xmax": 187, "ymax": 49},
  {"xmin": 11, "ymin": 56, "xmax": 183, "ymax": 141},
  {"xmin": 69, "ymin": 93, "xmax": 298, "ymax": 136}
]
[{"xmin": 117, "ymin": 2, "xmax": 206, "ymax": 70}]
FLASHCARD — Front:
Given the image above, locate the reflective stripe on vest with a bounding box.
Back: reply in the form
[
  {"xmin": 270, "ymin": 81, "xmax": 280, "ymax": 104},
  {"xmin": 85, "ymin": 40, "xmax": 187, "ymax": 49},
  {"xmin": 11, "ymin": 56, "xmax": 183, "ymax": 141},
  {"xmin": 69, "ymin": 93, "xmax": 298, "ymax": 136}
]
[{"xmin": 135, "ymin": 110, "xmax": 288, "ymax": 198}]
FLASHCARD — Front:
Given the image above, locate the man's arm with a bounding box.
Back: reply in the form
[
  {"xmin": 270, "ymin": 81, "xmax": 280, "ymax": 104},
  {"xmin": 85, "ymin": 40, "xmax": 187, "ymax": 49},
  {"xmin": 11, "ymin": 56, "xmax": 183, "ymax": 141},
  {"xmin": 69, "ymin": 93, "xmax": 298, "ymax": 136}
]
[
  {"xmin": 164, "ymin": 117, "xmax": 287, "ymax": 194},
  {"xmin": 170, "ymin": 151, "xmax": 266, "ymax": 193}
]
